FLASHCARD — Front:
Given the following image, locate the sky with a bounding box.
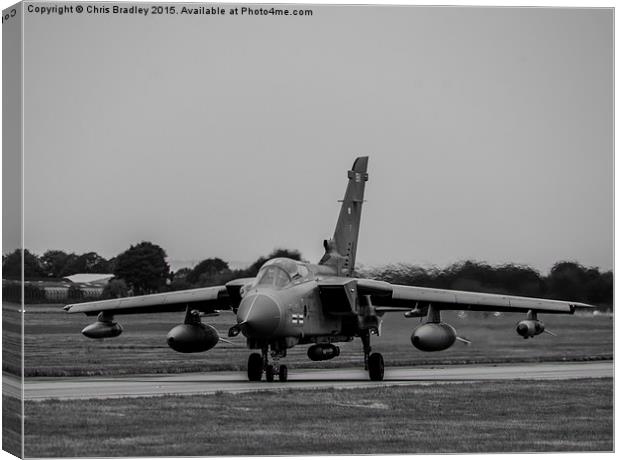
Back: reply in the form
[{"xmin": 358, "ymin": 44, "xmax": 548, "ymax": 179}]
[{"xmin": 12, "ymin": 4, "xmax": 613, "ymax": 273}]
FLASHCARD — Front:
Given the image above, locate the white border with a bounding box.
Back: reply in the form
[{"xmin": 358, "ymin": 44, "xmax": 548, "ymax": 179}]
[{"xmin": 0, "ymin": 2, "xmax": 615, "ymax": 460}]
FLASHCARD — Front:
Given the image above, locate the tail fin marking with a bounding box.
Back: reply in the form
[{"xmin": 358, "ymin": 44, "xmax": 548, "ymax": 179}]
[{"xmin": 319, "ymin": 156, "xmax": 369, "ymax": 276}]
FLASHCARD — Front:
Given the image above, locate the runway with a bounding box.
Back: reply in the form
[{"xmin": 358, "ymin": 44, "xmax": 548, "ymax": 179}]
[{"xmin": 5, "ymin": 361, "xmax": 612, "ymax": 401}]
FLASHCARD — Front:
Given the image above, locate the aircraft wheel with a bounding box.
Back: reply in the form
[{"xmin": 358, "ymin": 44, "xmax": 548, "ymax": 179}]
[
  {"xmin": 279, "ymin": 365, "xmax": 288, "ymax": 382},
  {"xmin": 247, "ymin": 353, "xmax": 263, "ymax": 381},
  {"xmin": 265, "ymin": 364, "xmax": 275, "ymax": 382},
  {"xmin": 368, "ymin": 352, "xmax": 384, "ymax": 381}
]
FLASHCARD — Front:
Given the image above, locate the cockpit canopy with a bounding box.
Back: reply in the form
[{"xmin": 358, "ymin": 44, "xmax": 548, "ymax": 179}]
[{"xmin": 254, "ymin": 258, "xmax": 311, "ymax": 289}]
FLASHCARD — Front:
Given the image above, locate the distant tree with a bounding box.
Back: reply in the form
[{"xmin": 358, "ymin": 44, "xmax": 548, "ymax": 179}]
[
  {"xmin": 268, "ymin": 248, "xmax": 303, "ymax": 261},
  {"xmin": 169, "ymin": 271, "xmax": 192, "ymax": 291},
  {"xmin": 113, "ymin": 242, "xmax": 170, "ymax": 294},
  {"xmin": 544, "ymin": 262, "xmax": 613, "ymax": 308},
  {"xmin": 545, "ymin": 261, "xmax": 589, "ymax": 302},
  {"xmin": 107, "ymin": 256, "xmax": 118, "ymax": 273},
  {"xmin": 361, "ymin": 263, "xmax": 440, "ymax": 287},
  {"xmin": 173, "ymin": 267, "xmax": 192, "ymax": 279},
  {"xmin": 40, "ymin": 250, "xmax": 71, "ymax": 278},
  {"xmin": 24, "ymin": 250, "xmax": 47, "ymax": 278},
  {"xmin": 246, "ymin": 248, "xmax": 303, "ymax": 276},
  {"xmin": 186, "ymin": 258, "xmax": 229, "ymax": 285},
  {"xmin": 593, "ymin": 271, "xmax": 612, "ymax": 303},
  {"xmin": 58, "ymin": 253, "xmax": 78, "ymax": 276},
  {"xmin": 440, "ymin": 261, "xmax": 544, "ymax": 297},
  {"xmin": 495, "ymin": 264, "xmax": 544, "ymax": 297},
  {"xmin": 2, "ymin": 249, "xmax": 46, "ymax": 279},
  {"xmin": 100, "ymin": 279, "xmax": 129, "ymax": 299},
  {"xmin": 584, "ymin": 269, "xmax": 613, "ymax": 309},
  {"xmin": 2, "ymin": 249, "xmax": 22, "ymax": 278},
  {"xmin": 60, "ymin": 251, "xmax": 111, "ymax": 276}
]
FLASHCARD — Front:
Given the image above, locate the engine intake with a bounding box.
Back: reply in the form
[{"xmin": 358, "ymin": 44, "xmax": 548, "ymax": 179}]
[
  {"xmin": 307, "ymin": 343, "xmax": 340, "ymax": 361},
  {"xmin": 411, "ymin": 322, "xmax": 456, "ymax": 352},
  {"xmin": 167, "ymin": 323, "xmax": 219, "ymax": 353}
]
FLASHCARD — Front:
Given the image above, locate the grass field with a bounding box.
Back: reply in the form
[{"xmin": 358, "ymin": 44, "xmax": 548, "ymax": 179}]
[
  {"xmin": 3, "ymin": 302, "xmax": 22, "ymax": 376},
  {"xmin": 12, "ymin": 302, "xmax": 612, "ymax": 377},
  {"xmin": 2, "ymin": 396, "xmax": 22, "ymax": 458},
  {"xmin": 24, "ymin": 378, "xmax": 612, "ymax": 456}
]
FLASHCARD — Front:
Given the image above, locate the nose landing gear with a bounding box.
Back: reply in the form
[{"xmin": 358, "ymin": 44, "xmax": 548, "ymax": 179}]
[
  {"xmin": 263, "ymin": 364, "xmax": 288, "ymax": 382},
  {"xmin": 247, "ymin": 346, "xmax": 288, "ymax": 382},
  {"xmin": 265, "ymin": 364, "xmax": 275, "ymax": 382},
  {"xmin": 247, "ymin": 353, "xmax": 263, "ymax": 381}
]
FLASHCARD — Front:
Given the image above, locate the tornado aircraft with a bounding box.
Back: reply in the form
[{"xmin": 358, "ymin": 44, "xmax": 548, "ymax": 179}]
[{"xmin": 64, "ymin": 157, "xmax": 591, "ymax": 381}]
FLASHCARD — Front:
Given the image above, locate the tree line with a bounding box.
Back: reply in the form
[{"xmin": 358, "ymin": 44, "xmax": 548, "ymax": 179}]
[
  {"xmin": 2, "ymin": 244, "xmax": 303, "ymax": 298},
  {"xmin": 3, "ymin": 249, "xmax": 113, "ymax": 279},
  {"xmin": 2, "ymin": 243, "xmax": 612, "ymax": 309}
]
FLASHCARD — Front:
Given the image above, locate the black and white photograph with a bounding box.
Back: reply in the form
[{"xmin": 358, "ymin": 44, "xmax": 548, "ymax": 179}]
[{"xmin": 2, "ymin": 1, "xmax": 614, "ymax": 457}]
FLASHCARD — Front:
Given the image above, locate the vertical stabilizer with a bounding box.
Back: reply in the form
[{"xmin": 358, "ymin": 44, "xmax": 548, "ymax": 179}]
[{"xmin": 319, "ymin": 156, "xmax": 368, "ymax": 276}]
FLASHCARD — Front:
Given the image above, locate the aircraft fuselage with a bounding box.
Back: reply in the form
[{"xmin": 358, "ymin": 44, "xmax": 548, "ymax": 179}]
[{"xmin": 233, "ymin": 258, "xmax": 357, "ymax": 353}]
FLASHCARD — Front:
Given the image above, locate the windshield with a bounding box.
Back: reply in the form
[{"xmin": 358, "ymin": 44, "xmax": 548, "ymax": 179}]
[
  {"xmin": 255, "ymin": 265, "xmax": 291, "ymax": 289},
  {"xmin": 254, "ymin": 258, "xmax": 312, "ymax": 289}
]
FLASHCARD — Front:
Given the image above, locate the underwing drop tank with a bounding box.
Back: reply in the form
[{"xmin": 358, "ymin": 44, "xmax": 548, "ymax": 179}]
[
  {"xmin": 516, "ymin": 319, "xmax": 545, "ymax": 338},
  {"xmin": 307, "ymin": 343, "xmax": 340, "ymax": 361},
  {"xmin": 82, "ymin": 320, "xmax": 123, "ymax": 339},
  {"xmin": 411, "ymin": 323, "xmax": 457, "ymax": 352},
  {"xmin": 167, "ymin": 323, "xmax": 220, "ymax": 353}
]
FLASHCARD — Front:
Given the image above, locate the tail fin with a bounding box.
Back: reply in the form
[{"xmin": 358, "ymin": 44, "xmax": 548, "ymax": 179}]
[{"xmin": 319, "ymin": 156, "xmax": 368, "ymax": 276}]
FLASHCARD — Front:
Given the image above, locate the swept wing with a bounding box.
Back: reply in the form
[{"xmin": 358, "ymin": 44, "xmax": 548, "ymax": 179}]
[
  {"xmin": 319, "ymin": 278, "xmax": 591, "ymax": 315},
  {"xmin": 64, "ymin": 278, "xmax": 254, "ymax": 316},
  {"xmin": 382, "ymin": 282, "xmax": 591, "ymax": 314}
]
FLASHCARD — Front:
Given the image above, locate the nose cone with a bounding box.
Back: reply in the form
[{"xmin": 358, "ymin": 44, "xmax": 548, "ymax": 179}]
[{"xmin": 237, "ymin": 294, "xmax": 281, "ymax": 337}]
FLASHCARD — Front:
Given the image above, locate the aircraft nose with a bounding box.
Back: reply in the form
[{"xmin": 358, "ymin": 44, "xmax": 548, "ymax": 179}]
[{"xmin": 237, "ymin": 294, "xmax": 281, "ymax": 337}]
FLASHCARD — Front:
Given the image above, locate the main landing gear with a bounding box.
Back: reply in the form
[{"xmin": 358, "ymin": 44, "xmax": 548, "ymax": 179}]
[
  {"xmin": 361, "ymin": 330, "xmax": 384, "ymax": 381},
  {"xmin": 247, "ymin": 347, "xmax": 288, "ymax": 382}
]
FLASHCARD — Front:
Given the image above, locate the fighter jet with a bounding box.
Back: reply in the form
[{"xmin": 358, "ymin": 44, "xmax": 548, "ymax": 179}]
[{"xmin": 64, "ymin": 157, "xmax": 591, "ymax": 381}]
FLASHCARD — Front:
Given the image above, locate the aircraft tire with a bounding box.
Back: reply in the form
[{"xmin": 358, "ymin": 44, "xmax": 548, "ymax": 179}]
[
  {"xmin": 368, "ymin": 352, "xmax": 384, "ymax": 381},
  {"xmin": 265, "ymin": 364, "xmax": 275, "ymax": 382},
  {"xmin": 248, "ymin": 353, "xmax": 263, "ymax": 381},
  {"xmin": 279, "ymin": 365, "xmax": 288, "ymax": 382}
]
